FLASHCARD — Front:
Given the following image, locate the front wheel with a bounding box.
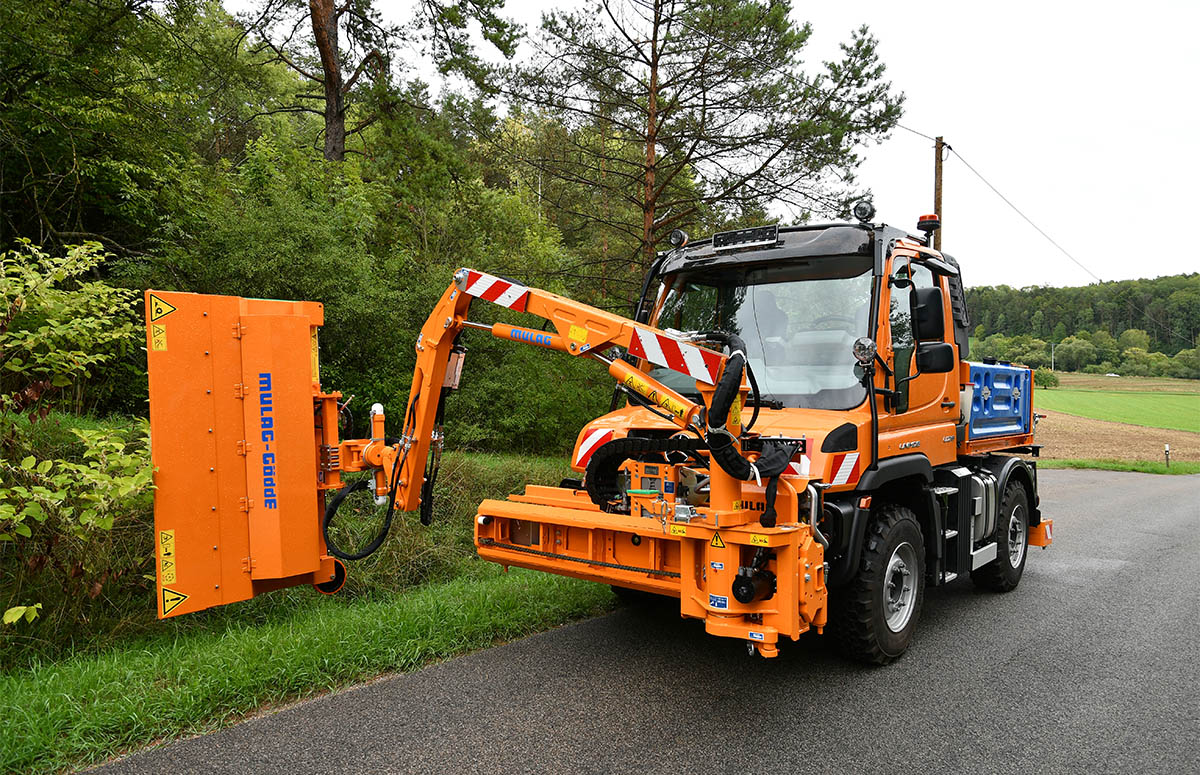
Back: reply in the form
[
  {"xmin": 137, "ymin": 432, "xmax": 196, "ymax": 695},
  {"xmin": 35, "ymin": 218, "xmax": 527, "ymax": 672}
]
[
  {"xmin": 971, "ymin": 481, "xmax": 1029, "ymax": 592},
  {"xmin": 832, "ymin": 504, "xmax": 926, "ymax": 665}
]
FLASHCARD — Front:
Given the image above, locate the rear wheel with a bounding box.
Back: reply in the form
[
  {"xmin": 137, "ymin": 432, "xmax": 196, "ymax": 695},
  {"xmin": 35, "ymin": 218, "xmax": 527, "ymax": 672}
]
[
  {"xmin": 832, "ymin": 504, "xmax": 926, "ymax": 665},
  {"xmin": 971, "ymin": 481, "xmax": 1029, "ymax": 592}
]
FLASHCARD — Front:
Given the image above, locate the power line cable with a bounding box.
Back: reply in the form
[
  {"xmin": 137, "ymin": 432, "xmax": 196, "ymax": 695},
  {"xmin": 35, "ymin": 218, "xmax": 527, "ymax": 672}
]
[
  {"xmin": 942, "ymin": 146, "xmax": 1191, "ymax": 345},
  {"xmin": 946, "ymin": 147, "xmax": 1103, "ymax": 284},
  {"xmin": 895, "ymin": 123, "xmax": 936, "ymax": 142}
]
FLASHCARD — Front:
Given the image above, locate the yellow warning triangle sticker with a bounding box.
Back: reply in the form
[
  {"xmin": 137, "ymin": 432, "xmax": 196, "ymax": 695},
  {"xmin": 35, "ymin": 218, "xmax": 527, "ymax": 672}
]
[
  {"xmin": 161, "ymin": 587, "xmax": 189, "ymax": 615},
  {"xmin": 710, "ymin": 532, "xmax": 726, "ymax": 549},
  {"xmin": 148, "ymin": 294, "xmax": 177, "ymax": 322}
]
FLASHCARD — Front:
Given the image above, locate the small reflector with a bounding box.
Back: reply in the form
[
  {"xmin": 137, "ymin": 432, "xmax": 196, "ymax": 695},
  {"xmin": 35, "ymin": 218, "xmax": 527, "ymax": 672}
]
[{"xmin": 858, "ymin": 496, "xmax": 872, "ymax": 509}]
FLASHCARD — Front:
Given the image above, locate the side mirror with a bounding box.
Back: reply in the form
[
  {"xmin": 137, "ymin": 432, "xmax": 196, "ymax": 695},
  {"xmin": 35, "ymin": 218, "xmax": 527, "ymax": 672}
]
[
  {"xmin": 916, "ymin": 341, "xmax": 955, "ymax": 373},
  {"xmin": 913, "ymin": 287, "xmax": 945, "ymax": 341}
]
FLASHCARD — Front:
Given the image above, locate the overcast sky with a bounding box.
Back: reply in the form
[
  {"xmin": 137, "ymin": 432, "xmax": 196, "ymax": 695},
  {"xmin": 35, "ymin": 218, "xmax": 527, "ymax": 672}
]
[{"xmin": 245, "ymin": 0, "xmax": 1200, "ymax": 289}]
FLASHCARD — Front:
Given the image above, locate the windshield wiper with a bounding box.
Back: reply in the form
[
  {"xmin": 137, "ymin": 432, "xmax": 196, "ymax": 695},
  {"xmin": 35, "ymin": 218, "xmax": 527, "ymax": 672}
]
[{"xmin": 745, "ymin": 397, "xmax": 784, "ymax": 409}]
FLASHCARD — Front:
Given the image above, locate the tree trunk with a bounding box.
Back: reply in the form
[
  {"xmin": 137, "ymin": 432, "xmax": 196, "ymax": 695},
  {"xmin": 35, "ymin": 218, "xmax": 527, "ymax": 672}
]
[
  {"xmin": 310, "ymin": 0, "xmax": 344, "ymax": 161},
  {"xmin": 599, "ymin": 119, "xmax": 609, "ymax": 301},
  {"xmin": 639, "ymin": 1, "xmax": 661, "ymax": 275}
]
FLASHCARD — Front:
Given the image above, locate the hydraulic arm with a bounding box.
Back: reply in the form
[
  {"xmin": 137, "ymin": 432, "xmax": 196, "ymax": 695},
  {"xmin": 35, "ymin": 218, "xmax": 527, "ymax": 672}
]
[{"xmin": 316, "ymin": 268, "xmax": 801, "ymax": 558}]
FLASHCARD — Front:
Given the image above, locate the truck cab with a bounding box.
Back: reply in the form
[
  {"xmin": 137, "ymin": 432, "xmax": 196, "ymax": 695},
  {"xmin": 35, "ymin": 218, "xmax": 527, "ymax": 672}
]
[{"xmin": 564, "ymin": 218, "xmax": 1050, "ymax": 660}]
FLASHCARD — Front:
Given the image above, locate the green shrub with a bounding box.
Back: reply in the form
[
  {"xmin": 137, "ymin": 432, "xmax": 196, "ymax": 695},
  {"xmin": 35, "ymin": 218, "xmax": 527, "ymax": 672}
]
[
  {"xmin": 0, "ymin": 242, "xmax": 155, "ymax": 657},
  {"xmin": 0, "ymin": 241, "xmax": 140, "ymax": 412},
  {"xmin": 1033, "ymin": 368, "xmax": 1059, "ymax": 388},
  {"xmin": 0, "ymin": 416, "xmax": 154, "ymax": 661}
]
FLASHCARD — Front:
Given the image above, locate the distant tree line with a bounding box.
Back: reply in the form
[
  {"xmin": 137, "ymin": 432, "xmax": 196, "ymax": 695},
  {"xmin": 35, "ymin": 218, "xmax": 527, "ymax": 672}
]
[{"xmin": 965, "ymin": 274, "xmax": 1200, "ymax": 379}]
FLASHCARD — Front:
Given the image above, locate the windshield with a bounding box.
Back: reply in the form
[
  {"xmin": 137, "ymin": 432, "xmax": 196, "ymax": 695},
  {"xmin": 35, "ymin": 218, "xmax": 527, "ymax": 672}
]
[{"xmin": 651, "ymin": 256, "xmax": 873, "ymax": 410}]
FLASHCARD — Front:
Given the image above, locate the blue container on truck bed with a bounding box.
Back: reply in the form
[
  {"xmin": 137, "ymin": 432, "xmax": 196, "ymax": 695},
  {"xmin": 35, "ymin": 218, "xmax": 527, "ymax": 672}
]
[{"xmin": 967, "ymin": 362, "xmax": 1032, "ymax": 439}]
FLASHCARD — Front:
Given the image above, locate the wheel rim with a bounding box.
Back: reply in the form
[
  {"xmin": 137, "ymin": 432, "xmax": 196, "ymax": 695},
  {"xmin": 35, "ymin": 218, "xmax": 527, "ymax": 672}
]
[
  {"xmin": 884, "ymin": 541, "xmax": 918, "ymax": 633},
  {"xmin": 1008, "ymin": 504, "xmax": 1027, "ymax": 568}
]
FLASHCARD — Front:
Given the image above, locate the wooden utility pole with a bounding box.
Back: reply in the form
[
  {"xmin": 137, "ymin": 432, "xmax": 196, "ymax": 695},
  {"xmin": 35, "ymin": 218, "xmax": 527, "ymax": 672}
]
[{"xmin": 933, "ymin": 135, "xmax": 944, "ymax": 251}]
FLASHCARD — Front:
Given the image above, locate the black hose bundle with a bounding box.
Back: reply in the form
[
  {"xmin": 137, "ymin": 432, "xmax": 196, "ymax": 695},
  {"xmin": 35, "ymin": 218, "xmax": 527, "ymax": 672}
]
[
  {"xmin": 584, "ymin": 332, "xmax": 798, "ymax": 526},
  {"xmin": 703, "ymin": 333, "xmax": 794, "ymax": 482},
  {"xmin": 322, "ymin": 391, "xmax": 422, "ymax": 561},
  {"xmin": 322, "ymin": 440, "xmax": 408, "ymax": 561}
]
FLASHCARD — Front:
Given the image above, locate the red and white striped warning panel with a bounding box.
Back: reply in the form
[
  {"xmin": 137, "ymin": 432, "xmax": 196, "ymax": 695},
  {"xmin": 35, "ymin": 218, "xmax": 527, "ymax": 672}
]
[
  {"xmin": 829, "ymin": 452, "xmax": 861, "ymax": 486},
  {"xmin": 626, "ymin": 327, "xmax": 723, "ymax": 385},
  {"xmin": 575, "ymin": 428, "xmax": 614, "ymax": 467},
  {"xmin": 463, "ymin": 270, "xmax": 529, "ymax": 312},
  {"xmin": 785, "ymin": 453, "xmax": 812, "ymax": 477}
]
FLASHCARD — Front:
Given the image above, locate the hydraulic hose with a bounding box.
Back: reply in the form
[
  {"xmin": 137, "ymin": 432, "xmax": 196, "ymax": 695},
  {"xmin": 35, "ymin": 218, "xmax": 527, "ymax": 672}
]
[
  {"xmin": 701, "ymin": 331, "xmax": 798, "ymax": 527},
  {"xmin": 322, "ymin": 439, "xmax": 408, "ymax": 561},
  {"xmin": 322, "ymin": 390, "xmax": 422, "ymax": 561},
  {"xmin": 701, "ymin": 332, "xmax": 790, "ymax": 483}
]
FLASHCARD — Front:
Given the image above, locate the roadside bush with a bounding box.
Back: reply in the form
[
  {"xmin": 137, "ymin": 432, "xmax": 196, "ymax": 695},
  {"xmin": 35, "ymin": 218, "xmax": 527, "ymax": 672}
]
[
  {"xmin": 1, "ymin": 242, "xmax": 156, "ymax": 658},
  {"xmin": 1033, "ymin": 368, "xmax": 1059, "ymax": 388}
]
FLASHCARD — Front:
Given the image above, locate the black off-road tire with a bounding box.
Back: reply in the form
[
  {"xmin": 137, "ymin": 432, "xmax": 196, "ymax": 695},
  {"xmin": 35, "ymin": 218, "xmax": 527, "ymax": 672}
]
[
  {"xmin": 831, "ymin": 504, "xmax": 926, "ymax": 665},
  {"xmin": 971, "ymin": 481, "xmax": 1029, "ymax": 592}
]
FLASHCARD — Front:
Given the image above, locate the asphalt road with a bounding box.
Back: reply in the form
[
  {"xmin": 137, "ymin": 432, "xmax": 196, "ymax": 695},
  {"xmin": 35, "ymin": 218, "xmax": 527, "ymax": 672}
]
[{"xmin": 95, "ymin": 470, "xmax": 1200, "ymax": 774}]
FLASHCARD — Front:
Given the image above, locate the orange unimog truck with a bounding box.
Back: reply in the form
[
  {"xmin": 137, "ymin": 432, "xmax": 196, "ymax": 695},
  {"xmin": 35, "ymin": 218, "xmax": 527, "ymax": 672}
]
[{"xmin": 145, "ymin": 206, "xmax": 1051, "ymax": 663}]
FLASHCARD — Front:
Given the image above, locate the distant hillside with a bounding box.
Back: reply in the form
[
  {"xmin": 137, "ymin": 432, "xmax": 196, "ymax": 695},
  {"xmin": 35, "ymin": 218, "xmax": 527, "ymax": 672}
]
[
  {"xmin": 964, "ymin": 274, "xmax": 1199, "ymax": 378},
  {"xmin": 966, "ymin": 274, "xmax": 1199, "ymax": 354}
]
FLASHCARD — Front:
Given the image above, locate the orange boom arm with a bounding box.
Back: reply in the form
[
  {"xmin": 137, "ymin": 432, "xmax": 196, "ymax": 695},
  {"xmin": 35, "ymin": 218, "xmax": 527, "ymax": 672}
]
[{"xmin": 366, "ymin": 268, "xmax": 728, "ymax": 513}]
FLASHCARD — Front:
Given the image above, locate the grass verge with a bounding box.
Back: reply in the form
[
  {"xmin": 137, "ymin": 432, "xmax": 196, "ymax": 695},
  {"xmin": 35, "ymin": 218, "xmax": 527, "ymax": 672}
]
[
  {"xmin": 0, "ymin": 565, "xmax": 614, "ymax": 775},
  {"xmin": 1034, "ymin": 389, "xmax": 1200, "ymax": 432},
  {"xmin": 1036, "ymin": 458, "xmax": 1200, "ymax": 475}
]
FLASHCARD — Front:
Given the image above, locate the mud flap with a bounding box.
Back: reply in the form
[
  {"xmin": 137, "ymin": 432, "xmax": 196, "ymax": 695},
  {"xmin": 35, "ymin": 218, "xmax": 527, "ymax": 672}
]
[{"xmin": 1028, "ymin": 518, "xmax": 1053, "ymax": 547}]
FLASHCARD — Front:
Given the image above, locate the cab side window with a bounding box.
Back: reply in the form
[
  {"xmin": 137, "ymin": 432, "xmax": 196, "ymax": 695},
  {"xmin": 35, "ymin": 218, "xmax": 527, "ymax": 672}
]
[{"xmin": 889, "ymin": 263, "xmax": 935, "ymax": 413}]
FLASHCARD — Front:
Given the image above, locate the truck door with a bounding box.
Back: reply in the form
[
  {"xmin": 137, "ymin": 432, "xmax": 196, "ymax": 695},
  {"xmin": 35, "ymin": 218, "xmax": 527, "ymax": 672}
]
[{"xmin": 881, "ymin": 257, "xmax": 954, "ymax": 425}]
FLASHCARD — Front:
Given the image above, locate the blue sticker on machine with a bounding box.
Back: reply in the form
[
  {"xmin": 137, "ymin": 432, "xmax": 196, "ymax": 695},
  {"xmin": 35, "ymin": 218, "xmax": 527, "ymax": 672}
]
[
  {"xmin": 258, "ymin": 372, "xmax": 278, "ymax": 509},
  {"xmin": 748, "ymin": 631, "xmax": 764, "ymax": 641},
  {"xmin": 709, "ymin": 594, "xmax": 728, "ymax": 610},
  {"xmin": 710, "ymin": 561, "xmax": 724, "ymax": 571},
  {"xmin": 663, "ymin": 481, "xmax": 675, "ymax": 494}
]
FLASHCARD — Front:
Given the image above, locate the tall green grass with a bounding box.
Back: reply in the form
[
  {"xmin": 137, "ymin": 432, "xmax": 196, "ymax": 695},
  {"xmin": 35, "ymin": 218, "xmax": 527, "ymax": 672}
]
[
  {"xmin": 1, "ymin": 409, "xmax": 574, "ymax": 668},
  {"xmin": 0, "ymin": 566, "xmax": 614, "ymax": 775}
]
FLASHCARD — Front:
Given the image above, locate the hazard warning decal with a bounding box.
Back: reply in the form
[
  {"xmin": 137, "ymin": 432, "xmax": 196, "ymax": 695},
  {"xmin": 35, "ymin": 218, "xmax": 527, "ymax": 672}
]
[
  {"xmin": 574, "ymin": 427, "xmax": 614, "ymax": 468},
  {"xmin": 626, "ymin": 327, "xmax": 722, "ymax": 385},
  {"xmin": 161, "ymin": 587, "xmax": 189, "ymax": 615},
  {"xmin": 148, "ymin": 294, "xmax": 177, "ymax": 322},
  {"xmin": 158, "ymin": 529, "xmax": 177, "ymax": 584},
  {"xmin": 709, "ymin": 533, "xmax": 726, "ymax": 549},
  {"xmin": 150, "ymin": 323, "xmax": 167, "ymax": 351},
  {"xmin": 461, "ymin": 270, "xmax": 530, "ymax": 312}
]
